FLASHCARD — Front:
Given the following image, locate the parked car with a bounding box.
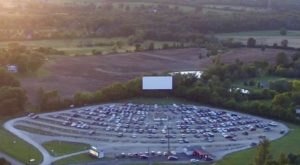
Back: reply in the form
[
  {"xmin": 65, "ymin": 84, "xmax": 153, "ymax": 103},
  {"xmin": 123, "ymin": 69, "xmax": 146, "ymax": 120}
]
[{"xmin": 168, "ymin": 156, "xmax": 178, "ymax": 161}]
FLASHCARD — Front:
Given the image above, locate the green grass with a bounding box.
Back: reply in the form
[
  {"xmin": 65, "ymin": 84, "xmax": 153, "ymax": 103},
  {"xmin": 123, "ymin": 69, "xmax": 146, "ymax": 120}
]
[
  {"xmin": 0, "ymin": 37, "xmax": 129, "ymax": 56},
  {"xmin": 0, "ymin": 125, "xmax": 43, "ymax": 164},
  {"xmin": 0, "ymin": 38, "xmax": 181, "ymax": 56},
  {"xmin": 217, "ymin": 123, "xmax": 300, "ymax": 165},
  {"xmin": 52, "ymin": 153, "xmax": 98, "ymax": 165},
  {"xmin": 42, "ymin": 141, "xmax": 90, "ymax": 157}
]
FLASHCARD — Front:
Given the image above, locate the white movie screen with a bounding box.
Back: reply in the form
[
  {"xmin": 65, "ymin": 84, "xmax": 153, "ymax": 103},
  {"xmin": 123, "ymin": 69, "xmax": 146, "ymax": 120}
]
[{"xmin": 142, "ymin": 76, "xmax": 173, "ymax": 90}]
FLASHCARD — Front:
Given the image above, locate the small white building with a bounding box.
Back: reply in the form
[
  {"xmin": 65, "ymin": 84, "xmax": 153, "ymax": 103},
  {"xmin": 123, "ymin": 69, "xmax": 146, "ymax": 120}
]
[
  {"xmin": 7, "ymin": 65, "xmax": 18, "ymax": 73},
  {"xmin": 89, "ymin": 146, "xmax": 104, "ymax": 158},
  {"xmin": 229, "ymin": 88, "xmax": 250, "ymax": 94}
]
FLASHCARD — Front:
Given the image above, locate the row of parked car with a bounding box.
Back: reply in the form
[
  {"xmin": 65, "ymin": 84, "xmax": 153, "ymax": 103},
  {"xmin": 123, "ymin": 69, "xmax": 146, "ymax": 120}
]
[
  {"xmin": 116, "ymin": 150, "xmax": 208, "ymax": 162},
  {"xmin": 27, "ymin": 103, "xmax": 278, "ymax": 142}
]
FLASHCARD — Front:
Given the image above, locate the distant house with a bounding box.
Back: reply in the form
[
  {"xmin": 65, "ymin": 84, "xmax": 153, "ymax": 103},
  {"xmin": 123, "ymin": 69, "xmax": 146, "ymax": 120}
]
[
  {"xmin": 7, "ymin": 65, "xmax": 18, "ymax": 73},
  {"xmin": 229, "ymin": 88, "xmax": 250, "ymax": 94}
]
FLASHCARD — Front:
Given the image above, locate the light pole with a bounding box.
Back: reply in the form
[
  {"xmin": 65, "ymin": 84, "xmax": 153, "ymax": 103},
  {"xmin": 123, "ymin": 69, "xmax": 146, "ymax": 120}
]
[{"xmin": 167, "ymin": 127, "xmax": 170, "ymax": 155}]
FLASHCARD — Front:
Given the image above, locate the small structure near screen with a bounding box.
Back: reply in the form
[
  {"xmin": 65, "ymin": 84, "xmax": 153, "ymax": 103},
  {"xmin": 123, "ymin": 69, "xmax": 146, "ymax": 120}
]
[
  {"xmin": 89, "ymin": 146, "xmax": 104, "ymax": 159},
  {"xmin": 142, "ymin": 76, "xmax": 173, "ymax": 90}
]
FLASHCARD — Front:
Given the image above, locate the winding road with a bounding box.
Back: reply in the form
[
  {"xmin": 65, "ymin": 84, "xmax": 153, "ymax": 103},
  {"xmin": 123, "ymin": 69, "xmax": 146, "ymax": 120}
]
[
  {"xmin": 3, "ymin": 118, "xmax": 90, "ymax": 165},
  {"xmin": 3, "ymin": 118, "xmax": 53, "ymax": 165}
]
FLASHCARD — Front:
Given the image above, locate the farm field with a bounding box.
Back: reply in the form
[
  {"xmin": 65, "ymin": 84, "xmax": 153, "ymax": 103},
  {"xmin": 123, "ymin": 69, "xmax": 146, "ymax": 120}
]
[
  {"xmin": 112, "ymin": 2, "xmax": 195, "ymax": 12},
  {"xmin": 203, "ymin": 5, "xmax": 267, "ymax": 12},
  {"xmin": 217, "ymin": 30, "xmax": 300, "ymax": 48},
  {"xmin": 19, "ymin": 47, "xmax": 295, "ymax": 104},
  {"xmin": 42, "ymin": 0, "xmax": 195, "ymax": 12}
]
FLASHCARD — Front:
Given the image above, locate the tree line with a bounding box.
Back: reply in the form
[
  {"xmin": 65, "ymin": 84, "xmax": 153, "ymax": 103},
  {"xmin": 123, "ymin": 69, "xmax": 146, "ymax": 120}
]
[
  {"xmin": 253, "ymin": 139, "xmax": 300, "ymax": 165},
  {"xmin": 0, "ymin": 43, "xmax": 64, "ymax": 74},
  {"xmin": 36, "ymin": 57, "xmax": 300, "ymax": 123},
  {"xmin": 0, "ymin": 69, "xmax": 26, "ymax": 116}
]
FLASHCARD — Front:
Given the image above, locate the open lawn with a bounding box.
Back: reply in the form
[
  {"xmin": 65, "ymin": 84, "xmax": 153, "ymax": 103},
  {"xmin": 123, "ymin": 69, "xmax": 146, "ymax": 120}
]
[
  {"xmin": 42, "ymin": 141, "xmax": 90, "ymax": 157},
  {"xmin": 217, "ymin": 123, "xmax": 300, "ymax": 165},
  {"xmin": 52, "ymin": 153, "xmax": 98, "ymax": 165},
  {"xmin": 217, "ymin": 30, "xmax": 300, "ymax": 48},
  {"xmin": 0, "ymin": 125, "xmax": 42, "ymax": 164}
]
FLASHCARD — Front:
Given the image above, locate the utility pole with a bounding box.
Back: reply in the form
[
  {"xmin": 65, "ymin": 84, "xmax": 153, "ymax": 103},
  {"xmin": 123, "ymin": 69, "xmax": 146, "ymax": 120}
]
[{"xmin": 148, "ymin": 146, "xmax": 151, "ymax": 165}]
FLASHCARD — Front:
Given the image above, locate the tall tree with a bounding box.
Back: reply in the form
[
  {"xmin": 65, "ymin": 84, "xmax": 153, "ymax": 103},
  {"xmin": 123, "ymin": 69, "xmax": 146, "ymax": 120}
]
[
  {"xmin": 281, "ymin": 39, "xmax": 288, "ymax": 48},
  {"xmin": 0, "ymin": 68, "xmax": 20, "ymax": 87},
  {"xmin": 253, "ymin": 139, "xmax": 272, "ymax": 165},
  {"xmin": 277, "ymin": 153, "xmax": 289, "ymax": 165},
  {"xmin": 247, "ymin": 38, "xmax": 256, "ymax": 47},
  {"xmin": 276, "ymin": 52, "xmax": 289, "ymax": 67}
]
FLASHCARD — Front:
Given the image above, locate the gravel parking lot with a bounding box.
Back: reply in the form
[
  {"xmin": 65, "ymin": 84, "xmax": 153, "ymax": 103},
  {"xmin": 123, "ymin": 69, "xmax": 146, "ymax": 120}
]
[{"xmin": 13, "ymin": 103, "xmax": 288, "ymax": 163}]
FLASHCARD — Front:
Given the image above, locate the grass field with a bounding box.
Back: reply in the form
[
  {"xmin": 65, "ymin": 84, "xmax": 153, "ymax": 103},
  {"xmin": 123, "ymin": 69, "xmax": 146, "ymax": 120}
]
[
  {"xmin": 217, "ymin": 30, "xmax": 300, "ymax": 48},
  {"xmin": 0, "ymin": 37, "xmax": 130, "ymax": 56},
  {"xmin": 42, "ymin": 141, "xmax": 90, "ymax": 157},
  {"xmin": 0, "ymin": 125, "xmax": 42, "ymax": 164},
  {"xmin": 217, "ymin": 123, "xmax": 300, "ymax": 165},
  {"xmin": 52, "ymin": 153, "xmax": 98, "ymax": 165},
  {"xmin": 0, "ymin": 38, "xmax": 180, "ymax": 56}
]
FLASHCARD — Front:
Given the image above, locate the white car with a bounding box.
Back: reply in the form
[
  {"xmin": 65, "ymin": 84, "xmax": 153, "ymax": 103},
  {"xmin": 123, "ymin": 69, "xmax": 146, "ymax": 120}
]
[
  {"xmin": 132, "ymin": 134, "xmax": 137, "ymax": 138},
  {"xmin": 190, "ymin": 159, "xmax": 200, "ymax": 163}
]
